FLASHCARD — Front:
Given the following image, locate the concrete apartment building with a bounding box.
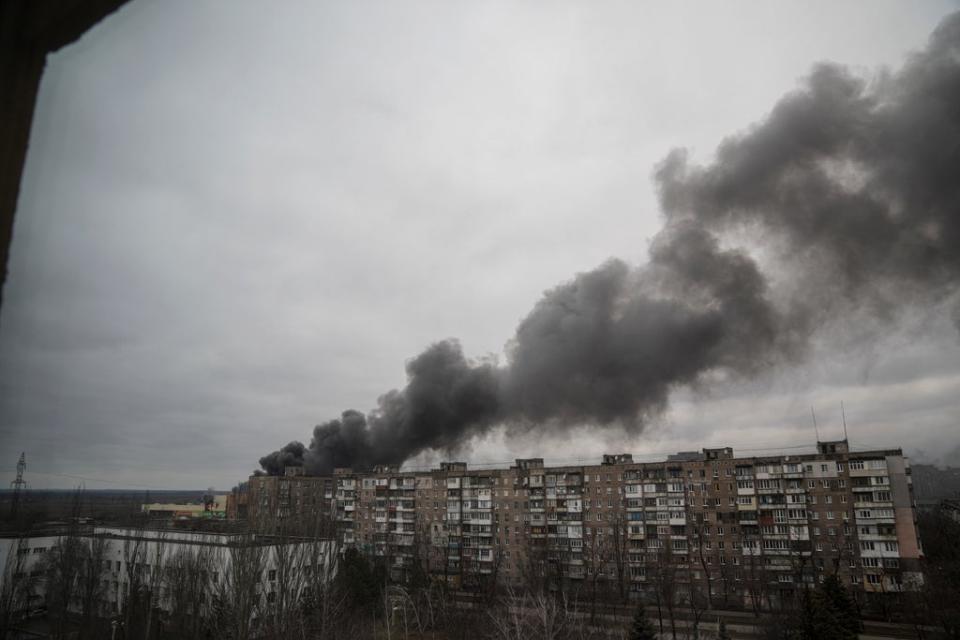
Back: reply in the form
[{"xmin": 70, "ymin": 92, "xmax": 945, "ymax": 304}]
[
  {"xmin": 0, "ymin": 525, "xmax": 336, "ymax": 622},
  {"xmin": 247, "ymin": 440, "xmax": 922, "ymax": 609}
]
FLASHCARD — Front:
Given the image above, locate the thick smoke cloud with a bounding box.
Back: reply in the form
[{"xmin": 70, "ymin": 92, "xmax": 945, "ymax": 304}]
[
  {"xmin": 261, "ymin": 12, "xmax": 960, "ymax": 476},
  {"xmin": 258, "ymin": 441, "xmax": 306, "ymax": 475},
  {"xmin": 657, "ymin": 14, "xmax": 960, "ymax": 319}
]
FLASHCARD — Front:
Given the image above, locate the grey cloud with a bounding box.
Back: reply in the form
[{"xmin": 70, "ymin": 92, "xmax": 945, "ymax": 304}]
[{"xmin": 263, "ymin": 10, "xmax": 960, "ymax": 475}]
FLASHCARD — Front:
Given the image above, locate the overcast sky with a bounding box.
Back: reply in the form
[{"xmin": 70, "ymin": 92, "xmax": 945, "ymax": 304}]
[{"xmin": 2, "ymin": 0, "xmax": 959, "ymax": 490}]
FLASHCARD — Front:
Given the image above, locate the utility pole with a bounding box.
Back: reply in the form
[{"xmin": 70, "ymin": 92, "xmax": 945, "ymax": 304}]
[{"xmin": 9, "ymin": 451, "xmax": 26, "ymax": 519}]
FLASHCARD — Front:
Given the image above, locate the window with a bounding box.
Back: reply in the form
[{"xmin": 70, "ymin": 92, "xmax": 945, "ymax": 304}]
[{"xmin": 850, "ymin": 461, "xmax": 864, "ymax": 471}]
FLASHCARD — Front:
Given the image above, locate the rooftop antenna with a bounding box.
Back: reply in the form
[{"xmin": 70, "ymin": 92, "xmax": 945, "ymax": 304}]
[
  {"xmin": 811, "ymin": 406, "xmax": 821, "ymax": 443},
  {"xmin": 841, "ymin": 401, "xmax": 849, "ymax": 442},
  {"xmin": 9, "ymin": 452, "xmax": 26, "ymax": 519}
]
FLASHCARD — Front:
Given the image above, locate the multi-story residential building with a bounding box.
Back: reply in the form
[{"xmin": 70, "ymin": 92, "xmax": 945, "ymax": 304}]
[
  {"xmin": 249, "ymin": 466, "xmax": 334, "ymax": 533},
  {"xmin": 246, "ymin": 440, "xmax": 922, "ymax": 608}
]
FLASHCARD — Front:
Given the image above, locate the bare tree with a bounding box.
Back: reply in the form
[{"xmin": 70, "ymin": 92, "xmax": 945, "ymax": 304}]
[
  {"xmin": 141, "ymin": 530, "xmax": 167, "ymax": 640},
  {"xmin": 649, "ymin": 538, "xmax": 680, "ymax": 640},
  {"xmin": 684, "ymin": 577, "xmax": 711, "ymax": 640},
  {"xmin": 163, "ymin": 543, "xmax": 213, "ymax": 640},
  {"xmin": 209, "ymin": 533, "xmax": 266, "ymax": 640},
  {"xmin": 517, "ymin": 524, "xmax": 549, "ymax": 596},
  {"xmin": 118, "ymin": 524, "xmax": 149, "ymax": 640},
  {"xmin": 43, "ymin": 530, "xmax": 85, "ymax": 639},
  {"xmin": 690, "ymin": 509, "xmax": 715, "ymax": 612},
  {"xmin": 715, "ymin": 556, "xmax": 736, "ymax": 609},
  {"xmin": 487, "ymin": 587, "xmax": 614, "ymax": 640},
  {"xmin": 741, "ymin": 530, "xmax": 770, "ymax": 616},
  {"xmin": 0, "ymin": 535, "xmax": 36, "ymax": 640},
  {"xmin": 76, "ymin": 535, "xmax": 108, "ymax": 640},
  {"xmin": 301, "ymin": 513, "xmax": 345, "ymax": 640},
  {"xmin": 262, "ymin": 523, "xmax": 311, "ymax": 639},
  {"xmin": 579, "ymin": 525, "xmax": 609, "ymax": 625},
  {"xmin": 609, "ymin": 509, "xmax": 631, "ymax": 604}
]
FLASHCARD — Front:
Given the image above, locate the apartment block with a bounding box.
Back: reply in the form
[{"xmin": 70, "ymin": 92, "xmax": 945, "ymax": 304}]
[{"xmin": 246, "ymin": 440, "xmax": 922, "ymax": 607}]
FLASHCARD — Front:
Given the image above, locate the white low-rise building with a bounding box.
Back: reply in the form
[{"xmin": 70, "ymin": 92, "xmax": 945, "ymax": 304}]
[{"xmin": 1, "ymin": 525, "xmax": 337, "ymax": 628}]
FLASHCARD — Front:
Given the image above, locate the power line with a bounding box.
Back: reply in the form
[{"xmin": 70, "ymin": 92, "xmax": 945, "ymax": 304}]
[{"xmin": 3, "ymin": 469, "xmax": 179, "ymax": 491}]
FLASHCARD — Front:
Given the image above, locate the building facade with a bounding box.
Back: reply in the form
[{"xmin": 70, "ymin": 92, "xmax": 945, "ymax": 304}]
[
  {"xmin": 247, "ymin": 440, "xmax": 922, "ymax": 607},
  {"xmin": 141, "ymin": 494, "xmax": 229, "ymax": 519},
  {"xmin": 0, "ymin": 525, "xmax": 336, "ymax": 624}
]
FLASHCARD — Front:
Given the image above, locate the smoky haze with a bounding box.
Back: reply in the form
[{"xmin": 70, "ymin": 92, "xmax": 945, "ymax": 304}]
[{"xmin": 260, "ymin": 11, "xmax": 960, "ymax": 477}]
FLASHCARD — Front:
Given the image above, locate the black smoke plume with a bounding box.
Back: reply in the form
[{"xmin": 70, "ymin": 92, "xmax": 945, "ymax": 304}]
[
  {"xmin": 258, "ymin": 441, "xmax": 306, "ymax": 475},
  {"xmin": 260, "ymin": 12, "xmax": 960, "ymax": 476}
]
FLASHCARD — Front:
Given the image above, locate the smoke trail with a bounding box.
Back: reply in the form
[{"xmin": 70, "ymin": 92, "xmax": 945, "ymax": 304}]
[{"xmin": 260, "ymin": 11, "xmax": 960, "ymax": 476}]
